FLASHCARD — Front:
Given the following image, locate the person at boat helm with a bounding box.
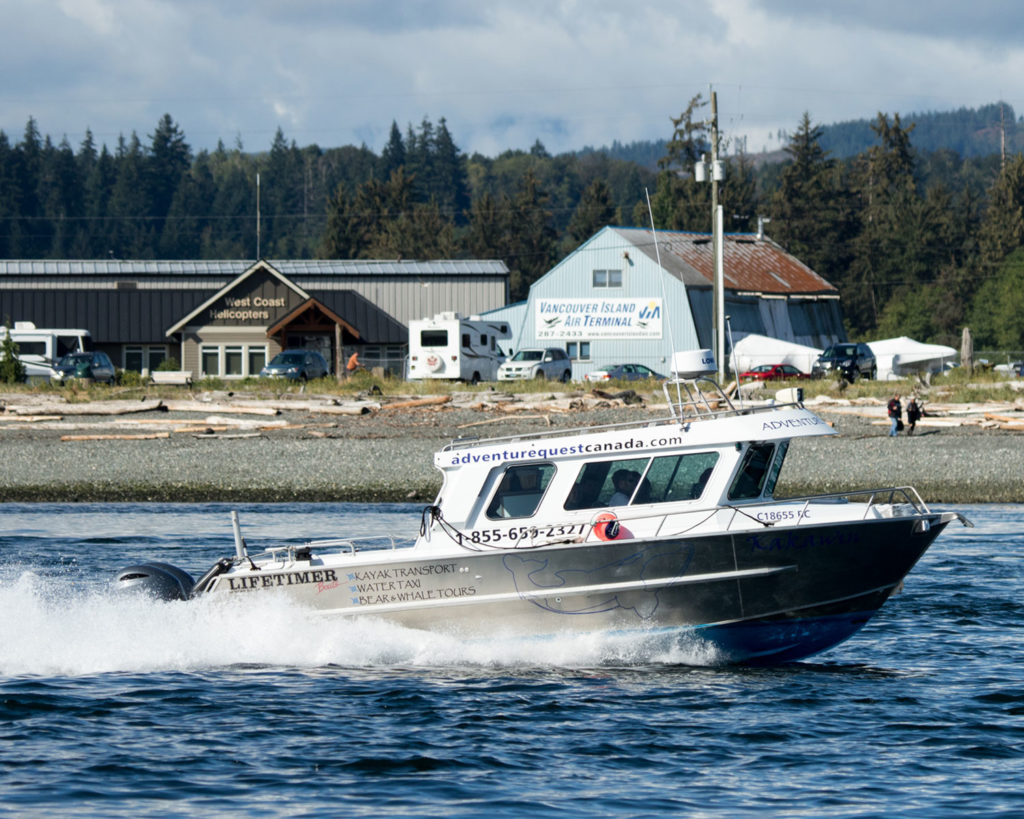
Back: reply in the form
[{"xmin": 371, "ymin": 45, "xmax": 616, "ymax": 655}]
[{"xmin": 609, "ymin": 469, "xmax": 640, "ymax": 505}]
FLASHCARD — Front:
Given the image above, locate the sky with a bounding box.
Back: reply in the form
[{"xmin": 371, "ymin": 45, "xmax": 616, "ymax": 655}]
[{"xmin": 3, "ymin": 0, "xmax": 1024, "ymax": 159}]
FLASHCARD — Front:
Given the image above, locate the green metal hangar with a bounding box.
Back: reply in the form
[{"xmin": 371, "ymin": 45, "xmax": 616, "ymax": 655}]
[
  {"xmin": 0, "ymin": 259, "xmax": 509, "ymax": 377},
  {"xmin": 495, "ymin": 226, "xmax": 843, "ymax": 379}
]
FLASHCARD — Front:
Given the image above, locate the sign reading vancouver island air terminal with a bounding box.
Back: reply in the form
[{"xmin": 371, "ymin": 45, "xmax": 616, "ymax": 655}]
[{"xmin": 535, "ymin": 298, "xmax": 663, "ymax": 340}]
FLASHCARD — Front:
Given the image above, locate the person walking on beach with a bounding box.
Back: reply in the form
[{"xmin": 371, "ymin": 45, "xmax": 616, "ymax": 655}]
[
  {"xmin": 887, "ymin": 393, "xmax": 903, "ymax": 437},
  {"xmin": 906, "ymin": 397, "xmax": 922, "ymax": 435}
]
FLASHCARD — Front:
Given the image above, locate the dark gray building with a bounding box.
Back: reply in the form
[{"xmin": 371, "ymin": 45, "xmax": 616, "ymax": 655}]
[{"xmin": 0, "ymin": 259, "xmax": 509, "ymax": 377}]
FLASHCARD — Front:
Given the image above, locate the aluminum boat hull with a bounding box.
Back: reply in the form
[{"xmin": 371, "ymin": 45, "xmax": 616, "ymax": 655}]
[{"xmin": 206, "ymin": 513, "xmax": 950, "ymax": 665}]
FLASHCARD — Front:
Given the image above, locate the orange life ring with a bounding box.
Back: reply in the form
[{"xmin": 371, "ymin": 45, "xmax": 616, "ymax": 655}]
[{"xmin": 593, "ymin": 512, "xmax": 621, "ymax": 541}]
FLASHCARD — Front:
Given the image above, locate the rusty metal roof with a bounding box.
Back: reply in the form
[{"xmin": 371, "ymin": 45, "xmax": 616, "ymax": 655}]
[{"xmin": 612, "ymin": 227, "xmax": 837, "ymax": 296}]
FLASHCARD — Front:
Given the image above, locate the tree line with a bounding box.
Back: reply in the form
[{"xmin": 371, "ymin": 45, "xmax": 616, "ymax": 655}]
[{"xmin": 1, "ymin": 103, "xmax": 1023, "ymax": 351}]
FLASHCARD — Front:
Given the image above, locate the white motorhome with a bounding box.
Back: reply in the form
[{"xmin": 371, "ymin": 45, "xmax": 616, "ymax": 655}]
[
  {"xmin": 407, "ymin": 312, "xmax": 511, "ymax": 383},
  {"xmin": 0, "ymin": 321, "xmax": 92, "ymax": 381}
]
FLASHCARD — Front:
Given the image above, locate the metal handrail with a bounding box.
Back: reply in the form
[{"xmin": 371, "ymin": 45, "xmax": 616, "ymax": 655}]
[{"xmin": 441, "ymin": 378, "xmax": 803, "ymax": 453}]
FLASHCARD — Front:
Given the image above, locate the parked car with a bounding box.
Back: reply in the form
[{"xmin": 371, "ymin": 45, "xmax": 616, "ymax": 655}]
[
  {"xmin": 811, "ymin": 343, "xmax": 877, "ymax": 382},
  {"xmin": 584, "ymin": 363, "xmax": 666, "ymax": 383},
  {"xmin": 739, "ymin": 363, "xmax": 810, "ymax": 382},
  {"xmin": 497, "ymin": 348, "xmax": 572, "ymax": 382},
  {"xmin": 259, "ymin": 349, "xmax": 330, "ymax": 380},
  {"xmin": 52, "ymin": 351, "xmax": 116, "ymax": 384}
]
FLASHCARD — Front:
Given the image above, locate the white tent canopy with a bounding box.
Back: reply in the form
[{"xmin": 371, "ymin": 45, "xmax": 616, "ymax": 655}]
[
  {"xmin": 867, "ymin": 336, "xmax": 957, "ymax": 381},
  {"xmin": 730, "ymin": 333, "xmax": 822, "ymax": 375}
]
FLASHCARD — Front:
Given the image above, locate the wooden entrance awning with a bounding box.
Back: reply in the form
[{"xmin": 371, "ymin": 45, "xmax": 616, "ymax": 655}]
[{"xmin": 266, "ymin": 298, "xmax": 360, "ymax": 340}]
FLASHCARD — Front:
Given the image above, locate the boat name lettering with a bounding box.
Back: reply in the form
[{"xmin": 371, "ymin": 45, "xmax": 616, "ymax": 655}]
[
  {"xmin": 460, "ymin": 523, "xmax": 587, "ymax": 546},
  {"xmin": 226, "ymin": 568, "xmax": 338, "ymax": 591},
  {"xmin": 352, "ymin": 586, "xmax": 477, "ymax": 606},
  {"xmin": 761, "ymin": 417, "xmax": 826, "ymax": 431},
  {"xmin": 448, "ymin": 435, "xmax": 686, "ymax": 467},
  {"xmin": 755, "ymin": 509, "xmax": 809, "ymax": 523},
  {"xmin": 746, "ymin": 528, "xmax": 860, "ymax": 552},
  {"xmin": 346, "ymin": 564, "xmax": 456, "ymax": 582}
]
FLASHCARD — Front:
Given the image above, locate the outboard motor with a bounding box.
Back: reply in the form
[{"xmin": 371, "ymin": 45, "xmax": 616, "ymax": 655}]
[{"xmin": 112, "ymin": 562, "xmax": 195, "ymax": 601}]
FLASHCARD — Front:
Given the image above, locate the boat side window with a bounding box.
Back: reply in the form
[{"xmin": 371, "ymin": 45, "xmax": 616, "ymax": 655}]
[
  {"xmin": 762, "ymin": 441, "xmax": 789, "ymax": 498},
  {"xmin": 728, "ymin": 443, "xmax": 776, "ymax": 501},
  {"xmin": 564, "ymin": 458, "xmax": 647, "ymax": 510},
  {"xmin": 486, "ymin": 463, "xmax": 556, "ymax": 519},
  {"xmin": 563, "ymin": 452, "xmax": 719, "ymax": 510},
  {"xmin": 643, "ymin": 451, "xmax": 720, "ymax": 502}
]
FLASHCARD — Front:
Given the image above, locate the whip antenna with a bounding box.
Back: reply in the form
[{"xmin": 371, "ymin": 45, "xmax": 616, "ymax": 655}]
[{"xmin": 645, "ymin": 188, "xmax": 676, "ymax": 362}]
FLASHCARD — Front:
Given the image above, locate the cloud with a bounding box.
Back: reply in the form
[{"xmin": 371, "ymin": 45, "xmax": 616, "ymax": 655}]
[{"xmin": 0, "ymin": 0, "xmax": 1021, "ymax": 158}]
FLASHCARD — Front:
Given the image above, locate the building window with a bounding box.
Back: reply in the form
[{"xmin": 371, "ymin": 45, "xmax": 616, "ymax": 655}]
[
  {"xmin": 225, "ymin": 346, "xmax": 243, "ymax": 376},
  {"xmin": 567, "ymin": 342, "xmax": 591, "ymax": 361},
  {"xmin": 201, "ymin": 346, "xmax": 220, "ymax": 376},
  {"xmin": 201, "ymin": 344, "xmax": 267, "ymax": 378},
  {"xmin": 248, "ymin": 348, "xmax": 266, "ymax": 375},
  {"xmin": 593, "ymin": 269, "xmax": 623, "ymax": 288},
  {"xmin": 124, "ymin": 345, "xmax": 168, "ymax": 373}
]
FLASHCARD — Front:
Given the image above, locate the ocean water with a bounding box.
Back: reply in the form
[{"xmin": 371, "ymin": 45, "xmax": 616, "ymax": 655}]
[{"xmin": 0, "ymin": 502, "xmax": 1021, "ymax": 817}]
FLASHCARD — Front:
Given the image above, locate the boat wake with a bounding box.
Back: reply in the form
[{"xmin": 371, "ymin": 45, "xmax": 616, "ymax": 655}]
[{"xmin": 0, "ymin": 570, "xmax": 723, "ymax": 677}]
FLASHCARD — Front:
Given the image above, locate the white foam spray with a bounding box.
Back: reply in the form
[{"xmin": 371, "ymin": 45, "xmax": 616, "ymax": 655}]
[{"xmin": 0, "ymin": 571, "xmax": 721, "ymax": 677}]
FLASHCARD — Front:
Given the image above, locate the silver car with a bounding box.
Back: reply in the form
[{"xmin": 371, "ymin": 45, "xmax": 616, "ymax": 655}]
[{"xmin": 497, "ymin": 348, "xmax": 572, "ymax": 382}]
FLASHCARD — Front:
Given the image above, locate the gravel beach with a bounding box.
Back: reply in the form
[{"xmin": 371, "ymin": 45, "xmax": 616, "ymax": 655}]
[{"xmin": 0, "ymin": 390, "xmax": 1020, "ymax": 504}]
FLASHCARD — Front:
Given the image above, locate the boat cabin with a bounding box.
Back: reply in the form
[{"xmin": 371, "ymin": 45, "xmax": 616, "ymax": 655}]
[{"xmin": 431, "ymin": 377, "xmax": 833, "ymax": 550}]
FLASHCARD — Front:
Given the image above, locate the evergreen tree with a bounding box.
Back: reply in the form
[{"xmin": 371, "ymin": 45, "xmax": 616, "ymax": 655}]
[
  {"xmin": 976, "ymin": 153, "xmax": 1024, "ymax": 274},
  {"xmin": 0, "ymin": 132, "xmax": 15, "ymax": 256},
  {"xmin": 147, "ymin": 114, "xmax": 191, "ymax": 226},
  {"xmin": 464, "ymin": 191, "xmax": 508, "ymax": 260},
  {"xmin": 505, "ymin": 169, "xmax": 557, "ymax": 300},
  {"xmin": 769, "ymin": 112, "xmax": 856, "ymax": 306},
  {"xmin": 845, "ymin": 113, "xmax": 924, "ymax": 334},
  {"xmin": 82, "ymin": 144, "xmax": 116, "ymax": 257},
  {"xmin": 968, "ymin": 246, "xmax": 1024, "ymax": 348},
  {"xmin": 650, "ymin": 94, "xmax": 711, "ymax": 230},
  {"xmin": 432, "ymin": 118, "xmax": 470, "ymax": 224},
  {"xmin": 0, "ymin": 319, "xmax": 25, "ymax": 383},
  {"xmin": 14, "ymin": 118, "xmax": 45, "ymax": 256},
  {"xmin": 372, "ymin": 199, "xmax": 456, "ymax": 259},
  {"xmin": 405, "ymin": 117, "xmax": 435, "ymax": 202},
  {"xmin": 108, "ymin": 133, "xmax": 153, "ymax": 257},
  {"xmin": 379, "ymin": 121, "xmax": 405, "ymax": 179},
  {"xmin": 205, "ymin": 148, "xmax": 254, "ymax": 258},
  {"xmin": 160, "ymin": 151, "xmax": 216, "ymax": 258},
  {"xmin": 566, "ymin": 179, "xmax": 615, "ymax": 246}
]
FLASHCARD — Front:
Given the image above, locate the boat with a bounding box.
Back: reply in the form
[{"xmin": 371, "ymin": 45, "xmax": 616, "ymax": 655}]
[{"xmin": 113, "ymin": 350, "xmax": 971, "ymax": 665}]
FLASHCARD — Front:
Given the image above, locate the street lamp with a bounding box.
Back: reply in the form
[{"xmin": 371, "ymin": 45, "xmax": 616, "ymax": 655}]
[{"xmin": 694, "ymin": 90, "xmax": 726, "ymax": 383}]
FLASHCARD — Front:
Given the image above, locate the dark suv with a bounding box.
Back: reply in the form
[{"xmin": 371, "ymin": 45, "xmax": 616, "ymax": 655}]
[{"xmin": 812, "ymin": 342, "xmax": 876, "ymax": 382}]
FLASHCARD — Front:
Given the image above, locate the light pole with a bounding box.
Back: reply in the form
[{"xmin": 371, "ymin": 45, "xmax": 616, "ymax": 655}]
[{"xmin": 694, "ymin": 91, "xmax": 725, "ymax": 382}]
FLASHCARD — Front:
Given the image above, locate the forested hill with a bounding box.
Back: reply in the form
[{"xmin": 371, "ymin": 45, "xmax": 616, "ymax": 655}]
[
  {"xmin": 3, "ymin": 100, "xmax": 1024, "ymax": 354},
  {"xmin": 584, "ymin": 102, "xmax": 1021, "ymax": 167}
]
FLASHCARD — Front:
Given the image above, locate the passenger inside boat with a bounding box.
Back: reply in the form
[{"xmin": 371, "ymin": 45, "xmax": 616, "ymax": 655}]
[{"xmin": 608, "ymin": 469, "xmax": 640, "ymax": 505}]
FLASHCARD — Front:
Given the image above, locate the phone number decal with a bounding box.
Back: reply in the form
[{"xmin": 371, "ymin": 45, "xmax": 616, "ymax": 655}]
[{"xmin": 459, "ymin": 523, "xmax": 587, "ymax": 546}]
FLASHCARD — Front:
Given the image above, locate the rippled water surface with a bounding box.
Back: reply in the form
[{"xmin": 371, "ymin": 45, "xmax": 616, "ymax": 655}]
[{"xmin": 1, "ymin": 502, "xmax": 1021, "ymax": 816}]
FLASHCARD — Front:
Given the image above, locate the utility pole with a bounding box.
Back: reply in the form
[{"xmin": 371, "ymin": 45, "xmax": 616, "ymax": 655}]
[
  {"xmin": 710, "ymin": 91, "xmax": 725, "ymax": 383},
  {"xmin": 695, "ymin": 90, "xmax": 726, "ymax": 382}
]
